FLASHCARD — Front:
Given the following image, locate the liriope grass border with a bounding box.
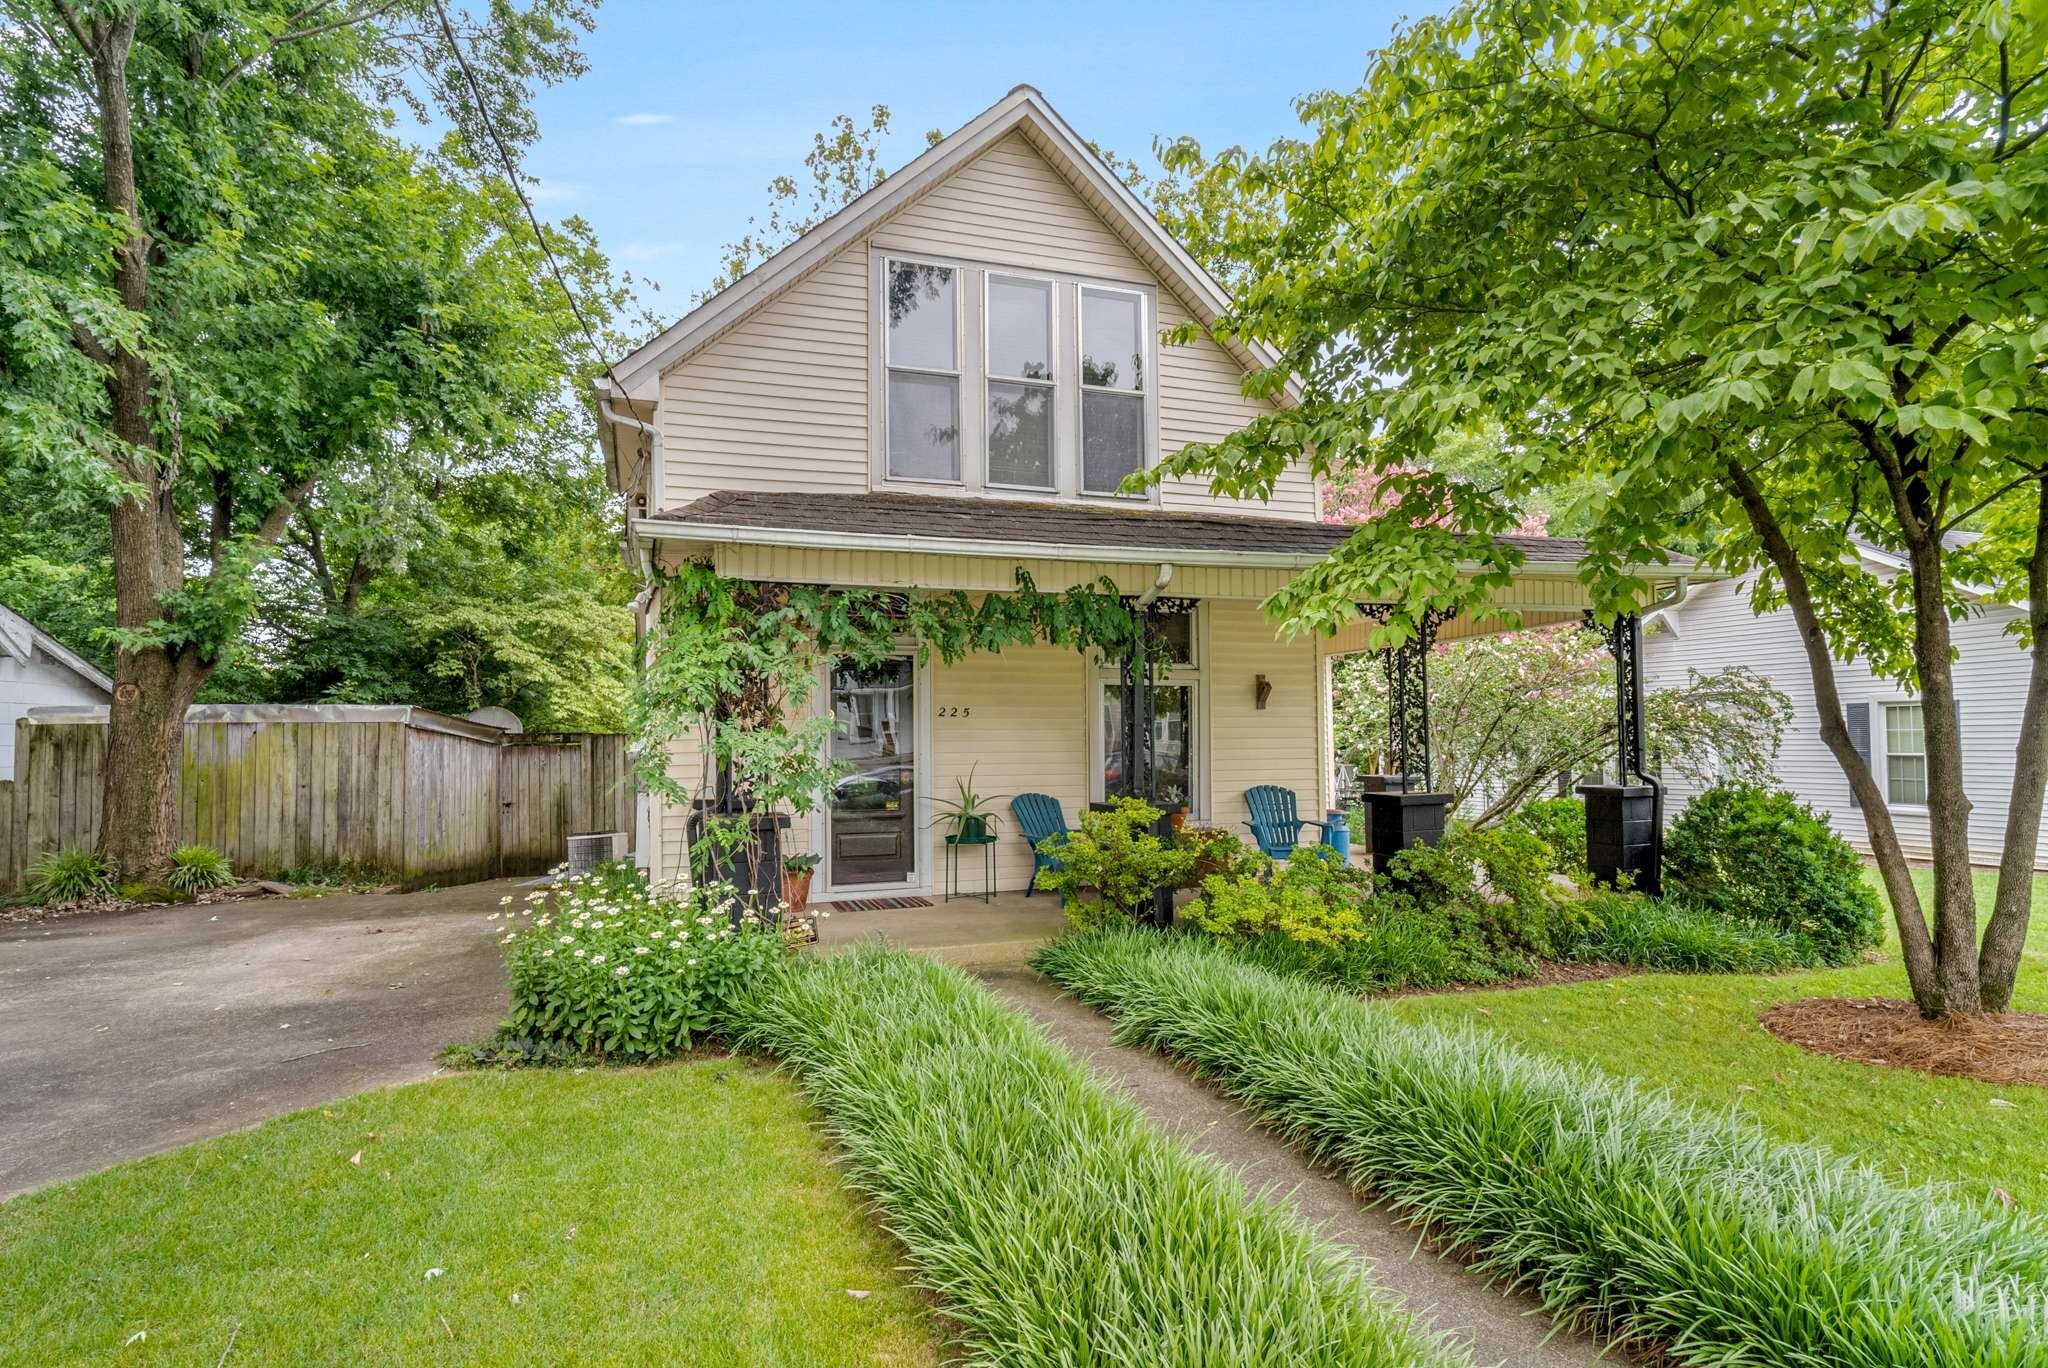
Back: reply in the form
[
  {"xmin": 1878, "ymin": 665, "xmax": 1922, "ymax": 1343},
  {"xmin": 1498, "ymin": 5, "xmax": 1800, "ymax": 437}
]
[
  {"xmin": 1032, "ymin": 928, "xmax": 2048, "ymax": 1368},
  {"xmin": 736, "ymin": 944, "xmax": 1462, "ymax": 1368}
]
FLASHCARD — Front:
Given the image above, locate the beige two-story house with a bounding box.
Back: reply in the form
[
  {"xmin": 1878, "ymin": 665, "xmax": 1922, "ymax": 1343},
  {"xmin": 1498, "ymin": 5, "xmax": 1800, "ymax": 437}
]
[{"xmin": 597, "ymin": 86, "xmax": 1686, "ymax": 901}]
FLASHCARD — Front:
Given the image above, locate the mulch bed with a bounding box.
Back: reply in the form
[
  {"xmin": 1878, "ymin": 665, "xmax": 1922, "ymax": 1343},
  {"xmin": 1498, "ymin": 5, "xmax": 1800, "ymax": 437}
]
[{"xmin": 1760, "ymin": 997, "xmax": 2048, "ymax": 1087}]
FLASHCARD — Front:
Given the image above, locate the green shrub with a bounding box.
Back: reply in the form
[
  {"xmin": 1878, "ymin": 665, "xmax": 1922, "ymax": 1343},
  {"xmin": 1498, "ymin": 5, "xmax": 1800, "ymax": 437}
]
[
  {"xmin": 164, "ymin": 844, "xmax": 235, "ymax": 895},
  {"xmin": 1187, "ymin": 849, "xmax": 1372, "ymax": 946},
  {"xmin": 497, "ymin": 869, "xmax": 787, "ymax": 1060},
  {"xmin": 1386, "ymin": 822, "xmax": 1575, "ymax": 962},
  {"xmin": 1560, "ymin": 889, "xmax": 1805, "ymax": 973},
  {"xmin": 736, "ymin": 945, "xmax": 1455, "ymax": 1367},
  {"xmin": 26, "ymin": 847, "xmax": 113, "ymax": 905},
  {"xmin": 1227, "ymin": 915, "xmax": 1514, "ymax": 993},
  {"xmin": 1664, "ymin": 783, "xmax": 1883, "ymax": 964},
  {"xmin": 1035, "ymin": 797, "xmax": 1200, "ymax": 927},
  {"xmin": 1503, "ymin": 796, "xmax": 1587, "ymax": 875},
  {"xmin": 1035, "ymin": 929, "xmax": 2048, "ymax": 1368}
]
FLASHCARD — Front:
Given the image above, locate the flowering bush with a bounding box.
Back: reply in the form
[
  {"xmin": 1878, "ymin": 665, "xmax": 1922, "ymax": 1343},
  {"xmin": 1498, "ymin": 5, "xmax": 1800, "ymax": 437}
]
[{"xmin": 491, "ymin": 862, "xmax": 794, "ymax": 1061}]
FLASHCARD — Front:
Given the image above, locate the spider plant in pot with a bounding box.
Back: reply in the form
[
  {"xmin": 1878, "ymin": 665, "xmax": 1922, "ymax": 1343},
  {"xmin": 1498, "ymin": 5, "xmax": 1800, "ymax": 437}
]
[
  {"xmin": 931, "ymin": 765, "xmax": 1006, "ymax": 843},
  {"xmin": 781, "ymin": 852, "xmax": 820, "ymax": 915}
]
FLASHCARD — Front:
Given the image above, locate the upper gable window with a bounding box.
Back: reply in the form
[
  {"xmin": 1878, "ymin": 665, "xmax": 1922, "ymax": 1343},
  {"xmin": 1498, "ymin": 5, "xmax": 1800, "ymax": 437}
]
[
  {"xmin": 985, "ymin": 275, "xmax": 1054, "ymax": 489},
  {"xmin": 1080, "ymin": 286, "xmax": 1146, "ymax": 495},
  {"xmin": 885, "ymin": 260, "xmax": 960, "ymax": 482},
  {"xmin": 872, "ymin": 251, "xmax": 1156, "ymax": 501}
]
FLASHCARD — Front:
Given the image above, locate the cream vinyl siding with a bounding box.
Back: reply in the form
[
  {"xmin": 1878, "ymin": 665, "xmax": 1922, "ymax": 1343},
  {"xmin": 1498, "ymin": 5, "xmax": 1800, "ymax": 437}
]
[
  {"xmin": 1207, "ymin": 600, "xmax": 1326, "ymax": 840},
  {"xmin": 1642, "ymin": 574, "xmax": 2044, "ymax": 869},
  {"xmin": 691, "ymin": 541, "xmax": 1301, "ymax": 601},
  {"xmin": 659, "ymin": 249, "xmax": 869, "ymax": 509},
  {"xmin": 657, "ymin": 131, "xmax": 1316, "ymax": 520},
  {"xmin": 925, "ymin": 643, "xmax": 1091, "ymax": 894}
]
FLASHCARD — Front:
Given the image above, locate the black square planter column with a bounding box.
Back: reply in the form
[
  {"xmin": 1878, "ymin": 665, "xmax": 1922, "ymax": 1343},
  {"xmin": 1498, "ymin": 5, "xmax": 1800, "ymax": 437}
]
[
  {"xmin": 1357, "ymin": 605, "xmax": 1456, "ymax": 876},
  {"xmin": 1581, "ymin": 611, "xmax": 1664, "ymax": 895}
]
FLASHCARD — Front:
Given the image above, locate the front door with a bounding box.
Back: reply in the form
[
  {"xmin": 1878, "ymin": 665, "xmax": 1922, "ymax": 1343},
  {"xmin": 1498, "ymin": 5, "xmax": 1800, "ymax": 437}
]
[{"xmin": 826, "ymin": 655, "xmax": 919, "ymax": 887}]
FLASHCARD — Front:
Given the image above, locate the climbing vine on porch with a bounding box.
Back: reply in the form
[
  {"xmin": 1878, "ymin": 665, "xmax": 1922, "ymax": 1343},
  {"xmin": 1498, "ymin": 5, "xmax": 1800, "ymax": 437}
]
[{"xmin": 629, "ymin": 561, "xmax": 1168, "ymax": 838}]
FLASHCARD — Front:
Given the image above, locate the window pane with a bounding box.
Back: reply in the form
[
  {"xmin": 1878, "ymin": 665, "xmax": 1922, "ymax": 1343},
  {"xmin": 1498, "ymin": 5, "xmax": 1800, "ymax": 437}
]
[
  {"xmin": 886, "ymin": 262, "xmax": 955, "ymax": 371},
  {"xmin": 1081, "ymin": 289, "xmax": 1143, "ymax": 391},
  {"xmin": 1885, "ymin": 703, "xmax": 1924, "ymax": 757},
  {"xmin": 1888, "ymin": 753, "xmax": 1928, "ymax": 805},
  {"xmin": 887, "ymin": 372, "xmax": 959, "ymax": 480},
  {"xmin": 1082, "ymin": 390, "xmax": 1144, "ymax": 492},
  {"xmin": 987, "ymin": 381, "xmax": 1053, "ymax": 487},
  {"xmin": 987, "ymin": 277, "xmax": 1051, "ymax": 380},
  {"xmin": 1102, "ymin": 684, "xmax": 1195, "ymax": 808},
  {"xmin": 1149, "ymin": 607, "xmax": 1193, "ymax": 666}
]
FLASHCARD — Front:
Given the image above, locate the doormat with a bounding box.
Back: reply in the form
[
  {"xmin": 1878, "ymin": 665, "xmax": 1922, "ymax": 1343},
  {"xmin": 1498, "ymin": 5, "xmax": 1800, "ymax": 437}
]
[{"xmin": 822, "ymin": 895, "xmax": 934, "ymax": 913}]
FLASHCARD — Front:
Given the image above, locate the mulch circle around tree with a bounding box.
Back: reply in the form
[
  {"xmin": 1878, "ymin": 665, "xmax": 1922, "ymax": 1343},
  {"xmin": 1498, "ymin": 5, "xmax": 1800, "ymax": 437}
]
[{"xmin": 1760, "ymin": 997, "xmax": 2048, "ymax": 1087}]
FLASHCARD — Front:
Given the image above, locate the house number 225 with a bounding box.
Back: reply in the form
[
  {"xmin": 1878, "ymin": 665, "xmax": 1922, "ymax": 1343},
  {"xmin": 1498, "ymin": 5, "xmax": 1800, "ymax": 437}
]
[{"xmin": 938, "ymin": 706, "xmax": 972, "ymax": 718}]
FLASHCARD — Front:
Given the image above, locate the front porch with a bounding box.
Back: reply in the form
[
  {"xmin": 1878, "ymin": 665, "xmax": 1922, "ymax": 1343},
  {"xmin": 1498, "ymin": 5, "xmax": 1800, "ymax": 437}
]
[{"xmin": 811, "ymin": 889, "xmax": 1070, "ymax": 967}]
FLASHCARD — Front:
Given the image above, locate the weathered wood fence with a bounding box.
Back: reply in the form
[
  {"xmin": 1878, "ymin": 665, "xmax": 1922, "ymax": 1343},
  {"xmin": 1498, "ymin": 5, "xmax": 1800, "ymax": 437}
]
[{"xmin": 0, "ymin": 705, "xmax": 634, "ymax": 892}]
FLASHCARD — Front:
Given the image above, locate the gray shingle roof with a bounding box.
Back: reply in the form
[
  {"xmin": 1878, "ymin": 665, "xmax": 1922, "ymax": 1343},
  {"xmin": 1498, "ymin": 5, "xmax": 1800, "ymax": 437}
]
[{"xmin": 645, "ymin": 490, "xmax": 1656, "ymax": 568}]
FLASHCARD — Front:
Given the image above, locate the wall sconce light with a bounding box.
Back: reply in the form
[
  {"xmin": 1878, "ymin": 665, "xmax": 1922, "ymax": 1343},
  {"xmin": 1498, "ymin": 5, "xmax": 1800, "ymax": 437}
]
[{"xmin": 1255, "ymin": 674, "xmax": 1272, "ymax": 710}]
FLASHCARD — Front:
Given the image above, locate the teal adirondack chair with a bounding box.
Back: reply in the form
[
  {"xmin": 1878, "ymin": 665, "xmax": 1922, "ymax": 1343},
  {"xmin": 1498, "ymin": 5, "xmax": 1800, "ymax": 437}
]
[
  {"xmin": 1010, "ymin": 793, "xmax": 1070, "ymax": 896},
  {"xmin": 1243, "ymin": 786, "xmax": 1331, "ymax": 859}
]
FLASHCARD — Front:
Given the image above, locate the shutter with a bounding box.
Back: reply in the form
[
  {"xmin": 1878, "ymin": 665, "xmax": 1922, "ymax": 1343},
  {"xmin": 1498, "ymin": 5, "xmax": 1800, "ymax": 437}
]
[{"xmin": 1844, "ymin": 702, "xmax": 1872, "ymax": 809}]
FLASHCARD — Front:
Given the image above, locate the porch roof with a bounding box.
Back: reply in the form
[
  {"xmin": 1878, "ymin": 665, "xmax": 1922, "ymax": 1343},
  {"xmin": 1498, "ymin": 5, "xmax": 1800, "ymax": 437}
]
[{"xmin": 639, "ymin": 489, "xmax": 1694, "ymax": 579}]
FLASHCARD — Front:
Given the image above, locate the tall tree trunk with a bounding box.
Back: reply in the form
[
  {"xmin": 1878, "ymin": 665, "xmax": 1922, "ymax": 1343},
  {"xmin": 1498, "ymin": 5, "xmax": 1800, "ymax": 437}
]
[
  {"xmin": 87, "ymin": 12, "xmax": 201, "ymax": 880},
  {"xmin": 1726, "ymin": 461, "xmax": 1946, "ymax": 1011},
  {"xmin": 1902, "ymin": 529, "xmax": 1982, "ymax": 1014},
  {"xmin": 1981, "ymin": 474, "xmax": 2048, "ymax": 1011}
]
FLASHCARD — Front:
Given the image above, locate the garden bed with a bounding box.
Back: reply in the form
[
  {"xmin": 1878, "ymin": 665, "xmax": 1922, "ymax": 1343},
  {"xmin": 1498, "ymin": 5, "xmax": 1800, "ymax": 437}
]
[{"xmin": 1761, "ymin": 996, "xmax": 2048, "ymax": 1087}]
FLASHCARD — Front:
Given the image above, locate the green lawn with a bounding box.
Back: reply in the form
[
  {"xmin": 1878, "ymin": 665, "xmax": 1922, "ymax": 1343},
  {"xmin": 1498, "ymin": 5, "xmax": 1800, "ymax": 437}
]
[
  {"xmin": 0, "ymin": 1060, "xmax": 939, "ymax": 1367},
  {"xmin": 1392, "ymin": 868, "xmax": 2048, "ymax": 1210}
]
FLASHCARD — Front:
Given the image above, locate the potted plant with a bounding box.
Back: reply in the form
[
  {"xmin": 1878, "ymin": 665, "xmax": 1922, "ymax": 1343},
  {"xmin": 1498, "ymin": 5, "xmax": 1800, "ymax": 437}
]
[
  {"xmin": 1162, "ymin": 784, "xmax": 1190, "ymax": 832},
  {"xmin": 781, "ymin": 852, "xmax": 820, "ymax": 916},
  {"xmin": 931, "ymin": 764, "xmax": 1005, "ymax": 842}
]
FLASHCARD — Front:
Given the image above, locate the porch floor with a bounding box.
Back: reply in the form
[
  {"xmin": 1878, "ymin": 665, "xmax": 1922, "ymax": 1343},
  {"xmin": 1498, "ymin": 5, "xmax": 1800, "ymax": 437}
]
[{"xmin": 811, "ymin": 889, "xmax": 1069, "ymax": 967}]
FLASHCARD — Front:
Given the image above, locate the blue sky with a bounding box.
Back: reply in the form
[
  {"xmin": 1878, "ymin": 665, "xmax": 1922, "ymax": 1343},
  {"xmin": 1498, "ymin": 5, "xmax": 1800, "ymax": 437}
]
[{"xmin": 521, "ymin": 0, "xmax": 1423, "ymax": 319}]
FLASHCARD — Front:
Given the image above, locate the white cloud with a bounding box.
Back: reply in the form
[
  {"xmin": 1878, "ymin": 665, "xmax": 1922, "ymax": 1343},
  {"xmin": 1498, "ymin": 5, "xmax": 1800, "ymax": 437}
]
[
  {"xmin": 614, "ymin": 112, "xmax": 676, "ymax": 127},
  {"xmin": 527, "ymin": 180, "xmax": 585, "ymax": 204}
]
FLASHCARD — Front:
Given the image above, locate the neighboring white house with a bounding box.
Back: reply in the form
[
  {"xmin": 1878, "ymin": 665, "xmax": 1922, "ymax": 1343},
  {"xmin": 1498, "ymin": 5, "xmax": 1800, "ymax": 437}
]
[
  {"xmin": 0, "ymin": 604, "xmax": 111, "ymax": 781},
  {"xmin": 595, "ymin": 85, "xmax": 1706, "ymax": 896},
  {"xmin": 1643, "ymin": 550, "xmax": 2041, "ymax": 869}
]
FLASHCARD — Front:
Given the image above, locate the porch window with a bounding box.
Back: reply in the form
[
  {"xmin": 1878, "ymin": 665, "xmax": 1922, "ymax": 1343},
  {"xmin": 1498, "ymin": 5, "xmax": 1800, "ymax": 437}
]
[
  {"xmin": 985, "ymin": 275, "xmax": 1055, "ymax": 489},
  {"xmin": 1102, "ymin": 683, "xmax": 1196, "ymax": 811},
  {"xmin": 1079, "ymin": 286, "xmax": 1146, "ymax": 494},
  {"xmin": 884, "ymin": 260, "xmax": 960, "ymax": 482},
  {"xmin": 1885, "ymin": 702, "xmax": 1927, "ymax": 805}
]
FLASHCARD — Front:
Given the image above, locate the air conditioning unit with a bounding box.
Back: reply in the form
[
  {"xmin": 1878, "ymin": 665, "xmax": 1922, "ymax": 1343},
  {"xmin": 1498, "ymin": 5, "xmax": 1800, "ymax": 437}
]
[{"xmin": 565, "ymin": 831, "xmax": 626, "ymax": 876}]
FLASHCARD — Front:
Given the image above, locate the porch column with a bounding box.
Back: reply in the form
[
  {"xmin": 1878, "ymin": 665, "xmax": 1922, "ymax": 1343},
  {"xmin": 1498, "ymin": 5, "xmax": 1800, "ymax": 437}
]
[
  {"xmin": 1357, "ymin": 605, "xmax": 1455, "ymax": 876},
  {"xmin": 1578, "ymin": 611, "xmax": 1664, "ymax": 895},
  {"xmin": 1105, "ymin": 607, "xmax": 1171, "ymax": 927}
]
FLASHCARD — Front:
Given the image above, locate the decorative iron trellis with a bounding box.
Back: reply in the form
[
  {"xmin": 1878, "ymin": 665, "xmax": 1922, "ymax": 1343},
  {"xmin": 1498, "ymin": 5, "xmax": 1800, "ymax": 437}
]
[
  {"xmin": 1586, "ymin": 611, "xmax": 1648, "ymax": 783},
  {"xmin": 1111, "ymin": 598, "xmax": 1198, "ymax": 802},
  {"xmin": 1359, "ymin": 604, "xmax": 1452, "ymax": 791}
]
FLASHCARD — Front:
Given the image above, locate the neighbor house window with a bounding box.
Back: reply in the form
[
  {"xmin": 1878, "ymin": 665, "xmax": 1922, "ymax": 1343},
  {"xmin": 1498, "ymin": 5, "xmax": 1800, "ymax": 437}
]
[
  {"xmin": 985, "ymin": 275, "xmax": 1054, "ymax": 488},
  {"xmin": 1079, "ymin": 286, "xmax": 1146, "ymax": 494},
  {"xmin": 884, "ymin": 260, "xmax": 960, "ymax": 481},
  {"xmin": 1885, "ymin": 702, "xmax": 1927, "ymax": 805}
]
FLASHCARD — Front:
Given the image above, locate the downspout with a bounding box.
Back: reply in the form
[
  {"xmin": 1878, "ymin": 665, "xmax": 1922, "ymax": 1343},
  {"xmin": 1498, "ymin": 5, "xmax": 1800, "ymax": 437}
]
[
  {"xmin": 603, "ymin": 395, "xmax": 663, "ymax": 872},
  {"xmin": 1134, "ymin": 562, "xmax": 1175, "ymax": 608}
]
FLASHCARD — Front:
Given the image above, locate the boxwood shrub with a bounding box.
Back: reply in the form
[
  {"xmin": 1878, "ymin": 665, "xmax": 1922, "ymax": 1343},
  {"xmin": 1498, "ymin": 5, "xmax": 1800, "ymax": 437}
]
[
  {"xmin": 1664, "ymin": 783, "xmax": 1885, "ymax": 964},
  {"xmin": 738, "ymin": 945, "xmax": 1458, "ymax": 1368},
  {"xmin": 1034, "ymin": 928, "xmax": 2048, "ymax": 1368}
]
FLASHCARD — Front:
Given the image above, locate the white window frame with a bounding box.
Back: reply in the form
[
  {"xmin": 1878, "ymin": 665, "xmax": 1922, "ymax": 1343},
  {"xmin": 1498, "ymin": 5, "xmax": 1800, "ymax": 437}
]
[
  {"xmin": 880, "ymin": 256, "xmax": 965, "ymax": 486},
  {"xmin": 1087, "ymin": 603, "xmax": 1205, "ymax": 817},
  {"xmin": 1077, "ymin": 283, "xmax": 1152, "ymax": 500},
  {"xmin": 868, "ymin": 248, "xmax": 1160, "ymax": 503},
  {"xmin": 981, "ymin": 271, "xmax": 1059, "ymax": 492},
  {"xmin": 1876, "ymin": 696, "xmax": 1930, "ymax": 812}
]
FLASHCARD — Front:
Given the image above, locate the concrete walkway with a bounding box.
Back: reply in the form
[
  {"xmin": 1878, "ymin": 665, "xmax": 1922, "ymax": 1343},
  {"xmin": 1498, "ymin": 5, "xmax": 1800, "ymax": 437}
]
[
  {"xmin": 976, "ymin": 967, "xmax": 1611, "ymax": 1368},
  {"xmin": 0, "ymin": 880, "xmax": 517, "ymax": 1199}
]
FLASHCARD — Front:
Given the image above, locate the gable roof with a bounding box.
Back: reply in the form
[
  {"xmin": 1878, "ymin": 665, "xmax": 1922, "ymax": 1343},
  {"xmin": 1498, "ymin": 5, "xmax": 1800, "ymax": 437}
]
[
  {"xmin": 0, "ymin": 603, "xmax": 112, "ymax": 694},
  {"xmin": 598, "ymin": 85, "xmax": 1283, "ymax": 407}
]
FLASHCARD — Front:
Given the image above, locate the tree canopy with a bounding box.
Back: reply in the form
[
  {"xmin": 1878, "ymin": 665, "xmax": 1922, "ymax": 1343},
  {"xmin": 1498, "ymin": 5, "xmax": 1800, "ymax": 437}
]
[{"xmin": 1155, "ymin": 0, "xmax": 2048, "ymax": 1015}]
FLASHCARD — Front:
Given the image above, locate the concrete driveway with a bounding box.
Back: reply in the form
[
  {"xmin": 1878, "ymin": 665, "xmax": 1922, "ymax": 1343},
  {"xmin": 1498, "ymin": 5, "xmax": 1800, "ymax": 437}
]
[{"xmin": 0, "ymin": 880, "xmax": 520, "ymax": 1199}]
